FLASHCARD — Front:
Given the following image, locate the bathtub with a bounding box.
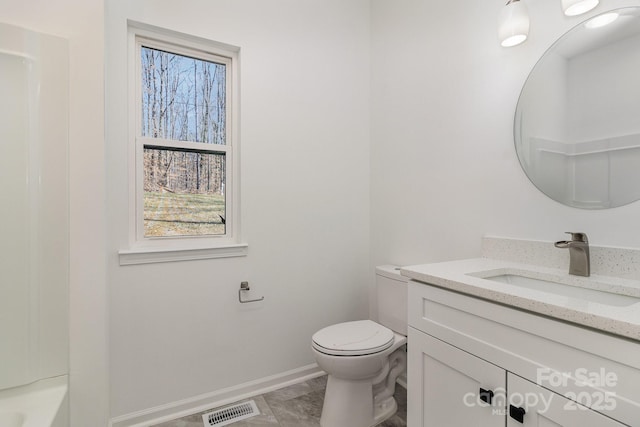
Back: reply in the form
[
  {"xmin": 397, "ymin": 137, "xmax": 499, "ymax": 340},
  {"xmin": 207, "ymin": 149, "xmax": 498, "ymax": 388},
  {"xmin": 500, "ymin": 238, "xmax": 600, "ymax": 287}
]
[{"xmin": 0, "ymin": 376, "xmax": 68, "ymax": 427}]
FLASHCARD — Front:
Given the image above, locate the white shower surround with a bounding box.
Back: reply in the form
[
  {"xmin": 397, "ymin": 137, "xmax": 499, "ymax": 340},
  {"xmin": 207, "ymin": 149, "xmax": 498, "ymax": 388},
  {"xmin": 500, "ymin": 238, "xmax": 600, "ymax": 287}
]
[{"xmin": 0, "ymin": 21, "xmax": 68, "ymax": 393}]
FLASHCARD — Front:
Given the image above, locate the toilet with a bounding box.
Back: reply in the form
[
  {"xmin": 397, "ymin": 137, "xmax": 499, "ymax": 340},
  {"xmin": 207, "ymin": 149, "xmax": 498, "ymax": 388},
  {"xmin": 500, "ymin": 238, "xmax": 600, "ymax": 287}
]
[{"xmin": 311, "ymin": 265, "xmax": 408, "ymax": 427}]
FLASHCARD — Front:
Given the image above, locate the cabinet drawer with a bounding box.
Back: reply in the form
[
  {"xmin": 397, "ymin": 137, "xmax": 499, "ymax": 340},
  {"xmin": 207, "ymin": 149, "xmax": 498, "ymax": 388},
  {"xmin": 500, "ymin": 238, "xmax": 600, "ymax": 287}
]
[
  {"xmin": 408, "ymin": 280, "xmax": 640, "ymax": 426},
  {"xmin": 507, "ymin": 373, "xmax": 626, "ymax": 427}
]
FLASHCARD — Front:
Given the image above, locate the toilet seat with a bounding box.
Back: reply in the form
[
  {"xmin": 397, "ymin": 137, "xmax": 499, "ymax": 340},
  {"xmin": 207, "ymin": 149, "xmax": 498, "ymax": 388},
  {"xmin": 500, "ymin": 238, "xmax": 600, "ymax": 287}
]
[{"xmin": 312, "ymin": 320, "xmax": 394, "ymax": 356}]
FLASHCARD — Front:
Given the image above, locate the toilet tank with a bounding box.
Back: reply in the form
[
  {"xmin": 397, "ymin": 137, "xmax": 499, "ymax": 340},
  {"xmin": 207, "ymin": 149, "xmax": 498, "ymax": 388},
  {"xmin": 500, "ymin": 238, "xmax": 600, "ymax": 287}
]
[{"xmin": 376, "ymin": 265, "xmax": 408, "ymax": 336}]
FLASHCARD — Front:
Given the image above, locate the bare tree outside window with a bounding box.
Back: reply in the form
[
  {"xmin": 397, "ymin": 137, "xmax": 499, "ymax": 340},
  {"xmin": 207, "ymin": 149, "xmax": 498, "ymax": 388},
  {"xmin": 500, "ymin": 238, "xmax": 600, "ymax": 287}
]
[{"xmin": 140, "ymin": 46, "xmax": 228, "ymax": 237}]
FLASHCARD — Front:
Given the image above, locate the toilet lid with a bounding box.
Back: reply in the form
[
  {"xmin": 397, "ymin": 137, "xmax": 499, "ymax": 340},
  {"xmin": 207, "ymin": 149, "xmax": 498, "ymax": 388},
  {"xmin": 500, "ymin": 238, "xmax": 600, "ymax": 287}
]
[{"xmin": 312, "ymin": 320, "xmax": 394, "ymax": 356}]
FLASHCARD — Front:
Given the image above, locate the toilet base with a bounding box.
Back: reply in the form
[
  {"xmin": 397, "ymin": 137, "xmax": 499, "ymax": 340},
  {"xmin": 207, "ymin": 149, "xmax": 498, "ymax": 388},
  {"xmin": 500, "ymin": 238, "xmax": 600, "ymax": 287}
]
[
  {"xmin": 319, "ymin": 376, "xmax": 399, "ymax": 427},
  {"xmin": 373, "ymin": 394, "xmax": 398, "ymax": 426}
]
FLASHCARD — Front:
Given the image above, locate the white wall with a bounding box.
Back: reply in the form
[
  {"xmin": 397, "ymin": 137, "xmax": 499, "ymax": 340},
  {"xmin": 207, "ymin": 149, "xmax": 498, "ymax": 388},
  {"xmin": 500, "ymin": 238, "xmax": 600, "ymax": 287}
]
[
  {"xmin": 0, "ymin": 1, "xmax": 108, "ymax": 427},
  {"xmin": 106, "ymin": 0, "xmax": 371, "ymax": 418},
  {"xmin": 370, "ymin": 0, "xmax": 640, "ymax": 317}
]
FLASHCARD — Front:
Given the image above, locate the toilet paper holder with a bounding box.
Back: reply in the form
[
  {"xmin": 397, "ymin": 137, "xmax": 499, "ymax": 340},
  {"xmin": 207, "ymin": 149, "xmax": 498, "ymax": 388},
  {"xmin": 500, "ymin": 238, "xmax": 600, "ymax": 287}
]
[{"xmin": 238, "ymin": 281, "xmax": 264, "ymax": 304}]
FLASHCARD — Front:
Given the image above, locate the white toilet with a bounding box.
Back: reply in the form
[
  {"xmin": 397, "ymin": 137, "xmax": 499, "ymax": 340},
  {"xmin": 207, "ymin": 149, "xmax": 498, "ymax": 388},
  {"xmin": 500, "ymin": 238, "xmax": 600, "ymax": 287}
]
[{"xmin": 311, "ymin": 266, "xmax": 408, "ymax": 427}]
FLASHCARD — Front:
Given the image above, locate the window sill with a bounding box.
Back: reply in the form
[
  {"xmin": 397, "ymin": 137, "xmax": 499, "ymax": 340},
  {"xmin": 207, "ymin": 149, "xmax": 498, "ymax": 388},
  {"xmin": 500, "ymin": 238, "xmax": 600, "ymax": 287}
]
[{"xmin": 118, "ymin": 243, "xmax": 248, "ymax": 265}]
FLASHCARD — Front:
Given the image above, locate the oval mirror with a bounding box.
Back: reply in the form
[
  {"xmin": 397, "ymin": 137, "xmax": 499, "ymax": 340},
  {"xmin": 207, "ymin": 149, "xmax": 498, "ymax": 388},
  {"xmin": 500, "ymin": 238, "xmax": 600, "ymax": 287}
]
[{"xmin": 515, "ymin": 7, "xmax": 640, "ymax": 209}]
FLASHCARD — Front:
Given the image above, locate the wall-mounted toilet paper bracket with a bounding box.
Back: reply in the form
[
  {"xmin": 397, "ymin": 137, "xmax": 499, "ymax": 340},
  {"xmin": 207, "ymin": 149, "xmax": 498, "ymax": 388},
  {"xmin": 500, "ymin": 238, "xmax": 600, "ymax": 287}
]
[{"xmin": 238, "ymin": 281, "xmax": 264, "ymax": 304}]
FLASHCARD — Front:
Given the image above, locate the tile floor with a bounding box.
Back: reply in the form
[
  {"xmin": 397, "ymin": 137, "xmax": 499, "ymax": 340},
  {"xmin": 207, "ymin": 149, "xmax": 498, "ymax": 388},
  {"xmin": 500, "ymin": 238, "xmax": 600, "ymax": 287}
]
[{"xmin": 152, "ymin": 375, "xmax": 407, "ymax": 427}]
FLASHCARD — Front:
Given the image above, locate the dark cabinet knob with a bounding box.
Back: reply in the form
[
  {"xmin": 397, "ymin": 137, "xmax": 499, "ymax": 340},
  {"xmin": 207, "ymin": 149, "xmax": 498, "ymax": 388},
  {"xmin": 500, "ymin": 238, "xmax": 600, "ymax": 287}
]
[
  {"xmin": 479, "ymin": 388, "xmax": 494, "ymax": 405},
  {"xmin": 509, "ymin": 405, "xmax": 526, "ymax": 423}
]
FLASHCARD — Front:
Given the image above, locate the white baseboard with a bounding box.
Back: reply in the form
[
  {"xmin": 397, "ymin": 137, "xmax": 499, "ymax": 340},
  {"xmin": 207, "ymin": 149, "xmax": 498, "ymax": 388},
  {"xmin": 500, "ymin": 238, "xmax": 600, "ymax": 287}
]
[{"xmin": 109, "ymin": 363, "xmax": 324, "ymax": 427}]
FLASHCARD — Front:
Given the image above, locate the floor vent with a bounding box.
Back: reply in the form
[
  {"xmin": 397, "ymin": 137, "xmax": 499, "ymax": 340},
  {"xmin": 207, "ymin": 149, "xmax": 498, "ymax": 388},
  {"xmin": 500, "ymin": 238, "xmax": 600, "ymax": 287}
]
[{"xmin": 202, "ymin": 400, "xmax": 260, "ymax": 426}]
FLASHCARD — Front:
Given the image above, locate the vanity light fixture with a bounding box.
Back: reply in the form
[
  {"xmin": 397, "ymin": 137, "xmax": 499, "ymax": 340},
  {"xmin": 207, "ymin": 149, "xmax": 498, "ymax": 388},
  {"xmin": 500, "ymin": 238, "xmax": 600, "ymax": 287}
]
[
  {"xmin": 562, "ymin": 0, "xmax": 599, "ymax": 16},
  {"xmin": 585, "ymin": 11, "xmax": 619, "ymax": 28},
  {"xmin": 500, "ymin": 0, "xmax": 603, "ymax": 47},
  {"xmin": 498, "ymin": 0, "xmax": 530, "ymax": 47}
]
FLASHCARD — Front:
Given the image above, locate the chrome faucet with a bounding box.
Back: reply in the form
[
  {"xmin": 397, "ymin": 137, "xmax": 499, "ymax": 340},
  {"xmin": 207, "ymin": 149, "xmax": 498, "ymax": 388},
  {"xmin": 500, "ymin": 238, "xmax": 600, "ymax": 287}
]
[{"xmin": 554, "ymin": 232, "xmax": 590, "ymax": 277}]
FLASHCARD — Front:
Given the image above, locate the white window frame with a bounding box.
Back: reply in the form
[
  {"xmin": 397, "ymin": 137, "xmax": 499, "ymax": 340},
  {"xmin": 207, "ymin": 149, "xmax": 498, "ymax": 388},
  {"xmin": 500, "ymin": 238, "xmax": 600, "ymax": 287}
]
[{"xmin": 119, "ymin": 23, "xmax": 246, "ymax": 265}]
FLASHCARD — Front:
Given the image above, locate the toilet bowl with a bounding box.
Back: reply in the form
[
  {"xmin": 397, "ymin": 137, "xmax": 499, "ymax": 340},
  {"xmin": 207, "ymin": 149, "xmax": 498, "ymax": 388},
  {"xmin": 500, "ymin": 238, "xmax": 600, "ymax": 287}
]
[{"xmin": 311, "ymin": 266, "xmax": 408, "ymax": 427}]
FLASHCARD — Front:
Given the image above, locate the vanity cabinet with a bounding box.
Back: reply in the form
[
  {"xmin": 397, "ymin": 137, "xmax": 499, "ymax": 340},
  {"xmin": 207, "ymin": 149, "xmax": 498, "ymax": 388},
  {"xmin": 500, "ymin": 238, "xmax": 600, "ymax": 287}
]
[
  {"xmin": 407, "ymin": 329, "xmax": 504, "ymax": 426},
  {"xmin": 407, "ymin": 281, "xmax": 639, "ymax": 427},
  {"xmin": 408, "ymin": 329, "xmax": 625, "ymax": 426}
]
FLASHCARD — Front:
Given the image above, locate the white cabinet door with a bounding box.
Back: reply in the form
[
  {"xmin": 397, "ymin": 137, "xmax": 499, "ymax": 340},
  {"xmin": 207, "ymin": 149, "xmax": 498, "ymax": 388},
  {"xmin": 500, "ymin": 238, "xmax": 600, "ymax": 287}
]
[
  {"xmin": 507, "ymin": 374, "xmax": 626, "ymax": 427},
  {"xmin": 408, "ymin": 327, "xmax": 505, "ymax": 427}
]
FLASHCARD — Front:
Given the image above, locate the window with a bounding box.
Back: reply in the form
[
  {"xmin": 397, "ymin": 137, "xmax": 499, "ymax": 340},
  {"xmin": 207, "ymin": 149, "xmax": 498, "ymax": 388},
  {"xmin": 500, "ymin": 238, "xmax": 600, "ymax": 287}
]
[
  {"xmin": 121, "ymin": 25, "xmax": 244, "ymax": 264},
  {"xmin": 139, "ymin": 42, "xmax": 230, "ymax": 238}
]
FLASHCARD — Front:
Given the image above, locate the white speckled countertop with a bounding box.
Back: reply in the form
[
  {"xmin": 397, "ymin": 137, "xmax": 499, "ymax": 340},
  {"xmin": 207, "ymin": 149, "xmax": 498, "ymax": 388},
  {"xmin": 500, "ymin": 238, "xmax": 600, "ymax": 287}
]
[{"xmin": 401, "ymin": 257, "xmax": 640, "ymax": 342}]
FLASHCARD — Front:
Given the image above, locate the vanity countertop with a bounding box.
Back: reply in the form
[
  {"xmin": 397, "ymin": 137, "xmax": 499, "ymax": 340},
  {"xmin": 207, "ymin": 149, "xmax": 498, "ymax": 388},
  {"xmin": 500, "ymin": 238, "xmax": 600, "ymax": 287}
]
[{"xmin": 401, "ymin": 258, "xmax": 640, "ymax": 342}]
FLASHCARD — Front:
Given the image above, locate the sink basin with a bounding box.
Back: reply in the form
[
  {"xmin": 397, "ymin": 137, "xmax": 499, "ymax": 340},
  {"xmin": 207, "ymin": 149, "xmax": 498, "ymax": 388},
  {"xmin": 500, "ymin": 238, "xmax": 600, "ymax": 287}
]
[{"xmin": 485, "ymin": 273, "xmax": 640, "ymax": 307}]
